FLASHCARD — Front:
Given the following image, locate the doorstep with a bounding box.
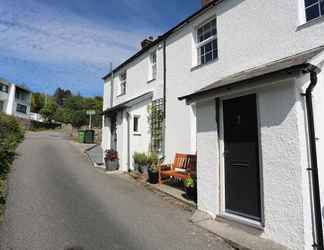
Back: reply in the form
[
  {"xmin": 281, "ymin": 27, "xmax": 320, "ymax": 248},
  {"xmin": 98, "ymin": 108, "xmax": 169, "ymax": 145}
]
[
  {"xmin": 146, "ymin": 183, "xmax": 197, "ymax": 208},
  {"xmin": 191, "ymin": 210, "xmax": 289, "ymax": 250}
]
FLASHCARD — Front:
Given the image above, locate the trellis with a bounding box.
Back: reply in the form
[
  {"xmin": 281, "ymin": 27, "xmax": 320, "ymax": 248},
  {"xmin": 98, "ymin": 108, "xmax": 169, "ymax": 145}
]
[{"xmin": 148, "ymin": 99, "xmax": 164, "ymax": 154}]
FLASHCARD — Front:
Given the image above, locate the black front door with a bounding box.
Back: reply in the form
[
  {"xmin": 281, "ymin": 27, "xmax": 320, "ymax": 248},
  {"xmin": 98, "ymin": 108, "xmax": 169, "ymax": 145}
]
[{"xmin": 223, "ymin": 94, "xmax": 261, "ymax": 221}]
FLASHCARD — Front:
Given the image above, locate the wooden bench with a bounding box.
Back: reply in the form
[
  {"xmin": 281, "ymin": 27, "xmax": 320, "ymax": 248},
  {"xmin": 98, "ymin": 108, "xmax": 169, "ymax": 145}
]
[{"xmin": 158, "ymin": 153, "xmax": 197, "ymax": 184}]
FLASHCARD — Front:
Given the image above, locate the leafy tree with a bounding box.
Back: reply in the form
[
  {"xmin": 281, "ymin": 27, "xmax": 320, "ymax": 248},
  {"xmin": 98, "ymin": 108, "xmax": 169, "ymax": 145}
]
[
  {"xmin": 70, "ymin": 110, "xmax": 88, "ymax": 129},
  {"xmin": 53, "ymin": 88, "xmax": 72, "ymax": 107},
  {"xmin": 31, "ymin": 93, "xmax": 45, "ymax": 113},
  {"xmin": 40, "ymin": 101, "xmax": 58, "ymax": 122}
]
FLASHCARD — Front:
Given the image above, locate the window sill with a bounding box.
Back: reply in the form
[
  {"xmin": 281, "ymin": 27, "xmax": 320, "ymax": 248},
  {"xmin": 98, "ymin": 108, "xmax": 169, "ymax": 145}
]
[
  {"xmin": 147, "ymin": 78, "xmax": 156, "ymax": 84},
  {"xmin": 191, "ymin": 58, "xmax": 218, "ymax": 72},
  {"xmin": 117, "ymin": 93, "xmax": 126, "ymax": 98},
  {"xmin": 297, "ymin": 15, "xmax": 324, "ymax": 31}
]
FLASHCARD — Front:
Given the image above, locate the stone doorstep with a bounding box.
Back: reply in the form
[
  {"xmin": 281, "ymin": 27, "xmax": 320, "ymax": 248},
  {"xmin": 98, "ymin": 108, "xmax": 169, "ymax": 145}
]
[{"xmin": 190, "ymin": 210, "xmax": 289, "ymax": 250}]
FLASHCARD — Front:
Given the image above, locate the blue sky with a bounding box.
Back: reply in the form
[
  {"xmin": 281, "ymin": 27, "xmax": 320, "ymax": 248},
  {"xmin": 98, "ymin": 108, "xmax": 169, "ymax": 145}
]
[{"xmin": 0, "ymin": 0, "xmax": 200, "ymax": 96}]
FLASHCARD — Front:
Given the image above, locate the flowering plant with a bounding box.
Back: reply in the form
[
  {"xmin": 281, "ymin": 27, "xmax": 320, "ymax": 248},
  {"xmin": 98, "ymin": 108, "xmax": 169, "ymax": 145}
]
[{"xmin": 104, "ymin": 149, "xmax": 119, "ymax": 161}]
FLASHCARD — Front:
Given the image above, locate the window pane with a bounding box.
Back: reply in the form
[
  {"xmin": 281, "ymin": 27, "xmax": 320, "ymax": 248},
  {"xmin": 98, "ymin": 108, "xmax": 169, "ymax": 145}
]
[
  {"xmin": 205, "ymin": 52, "xmax": 213, "ymax": 63},
  {"xmin": 133, "ymin": 117, "xmax": 139, "ymax": 132},
  {"xmin": 321, "ymin": 0, "xmax": 324, "ymax": 15},
  {"xmin": 201, "ymin": 55, "xmax": 205, "ymax": 65},
  {"xmin": 205, "ymin": 42, "xmax": 212, "ymax": 52},
  {"xmin": 305, "ymin": 0, "xmax": 318, "ymax": 7},
  {"xmin": 197, "ymin": 18, "xmax": 216, "ymax": 43},
  {"xmin": 306, "ymin": 4, "xmax": 320, "ymax": 21}
]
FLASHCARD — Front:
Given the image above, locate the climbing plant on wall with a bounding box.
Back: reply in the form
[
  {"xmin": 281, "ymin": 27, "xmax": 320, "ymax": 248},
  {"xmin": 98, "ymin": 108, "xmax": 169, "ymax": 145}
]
[{"xmin": 148, "ymin": 99, "xmax": 164, "ymax": 154}]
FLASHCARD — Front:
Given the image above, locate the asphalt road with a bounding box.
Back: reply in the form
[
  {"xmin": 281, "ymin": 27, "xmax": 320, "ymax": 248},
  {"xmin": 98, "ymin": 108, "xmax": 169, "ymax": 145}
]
[{"xmin": 0, "ymin": 131, "xmax": 232, "ymax": 250}]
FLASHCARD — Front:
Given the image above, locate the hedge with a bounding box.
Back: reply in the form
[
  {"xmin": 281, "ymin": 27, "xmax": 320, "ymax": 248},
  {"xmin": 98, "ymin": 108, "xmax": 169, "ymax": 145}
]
[{"xmin": 0, "ymin": 113, "xmax": 24, "ymax": 208}]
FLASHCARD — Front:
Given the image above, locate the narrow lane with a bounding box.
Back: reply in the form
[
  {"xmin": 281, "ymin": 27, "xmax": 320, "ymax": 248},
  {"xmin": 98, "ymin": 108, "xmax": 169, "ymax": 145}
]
[{"xmin": 0, "ymin": 131, "xmax": 231, "ymax": 250}]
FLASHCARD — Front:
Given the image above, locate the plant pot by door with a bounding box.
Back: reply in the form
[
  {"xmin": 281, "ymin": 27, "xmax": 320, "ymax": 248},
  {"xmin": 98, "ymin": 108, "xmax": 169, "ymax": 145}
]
[
  {"xmin": 105, "ymin": 160, "xmax": 119, "ymax": 171},
  {"xmin": 185, "ymin": 187, "xmax": 197, "ymax": 202},
  {"xmin": 148, "ymin": 169, "xmax": 158, "ymax": 184}
]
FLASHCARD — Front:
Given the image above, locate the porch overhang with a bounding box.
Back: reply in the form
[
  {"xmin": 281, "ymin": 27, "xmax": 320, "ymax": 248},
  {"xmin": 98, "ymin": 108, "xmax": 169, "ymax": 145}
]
[
  {"xmin": 178, "ymin": 46, "xmax": 324, "ymax": 104},
  {"xmin": 102, "ymin": 92, "xmax": 153, "ymax": 116}
]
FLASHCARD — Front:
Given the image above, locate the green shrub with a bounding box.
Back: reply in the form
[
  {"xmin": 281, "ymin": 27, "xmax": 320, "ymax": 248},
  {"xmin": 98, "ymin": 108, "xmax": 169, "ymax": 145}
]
[
  {"xmin": 133, "ymin": 152, "xmax": 147, "ymax": 166},
  {"xmin": 0, "ymin": 113, "xmax": 24, "ymax": 177}
]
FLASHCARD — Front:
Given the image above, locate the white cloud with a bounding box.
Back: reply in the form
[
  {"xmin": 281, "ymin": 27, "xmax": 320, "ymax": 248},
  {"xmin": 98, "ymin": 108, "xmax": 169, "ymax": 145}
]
[{"xmin": 0, "ymin": 0, "xmax": 161, "ymax": 70}]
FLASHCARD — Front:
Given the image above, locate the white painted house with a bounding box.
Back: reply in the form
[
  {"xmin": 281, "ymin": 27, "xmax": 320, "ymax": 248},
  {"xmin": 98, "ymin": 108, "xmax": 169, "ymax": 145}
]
[
  {"xmin": 0, "ymin": 78, "xmax": 32, "ymax": 119},
  {"xmin": 102, "ymin": 0, "xmax": 324, "ymax": 249}
]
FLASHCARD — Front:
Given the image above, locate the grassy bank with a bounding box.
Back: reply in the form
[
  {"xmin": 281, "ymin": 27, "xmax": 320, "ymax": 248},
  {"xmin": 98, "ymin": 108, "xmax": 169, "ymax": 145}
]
[{"xmin": 0, "ymin": 113, "xmax": 24, "ymax": 220}]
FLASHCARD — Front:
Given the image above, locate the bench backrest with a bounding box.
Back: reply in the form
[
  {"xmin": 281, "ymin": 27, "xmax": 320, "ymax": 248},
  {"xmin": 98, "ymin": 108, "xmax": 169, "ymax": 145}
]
[{"xmin": 174, "ymin": 153, "xmax": 197, "ymax": 172}]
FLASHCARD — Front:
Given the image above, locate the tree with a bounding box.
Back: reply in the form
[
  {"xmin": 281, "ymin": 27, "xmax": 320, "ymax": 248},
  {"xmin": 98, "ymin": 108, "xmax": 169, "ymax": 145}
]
[
  {"xmin": 53, "ymin": 88, "xmax": 72, "ymax": 107},
  {"xmin": 70, "ymin": 111, "xmax": 88, "ymax": 129},
  {"xmin": 31, "ymin": 93, "xmax": 45, "ymax": 113},
  {"xmin": 40, "ymin": 101, "xmax": 58, "ymax": 122}
]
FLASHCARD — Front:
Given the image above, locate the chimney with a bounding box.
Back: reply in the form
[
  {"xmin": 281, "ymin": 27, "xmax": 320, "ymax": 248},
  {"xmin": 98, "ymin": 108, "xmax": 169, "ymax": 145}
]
[
  {"xmin": 202, "ymin": 0, "xmax": 214, "ymax": 6},
  {"xmin": 141, "ymin": 36, "xmax": 154, "ymax": 49}
]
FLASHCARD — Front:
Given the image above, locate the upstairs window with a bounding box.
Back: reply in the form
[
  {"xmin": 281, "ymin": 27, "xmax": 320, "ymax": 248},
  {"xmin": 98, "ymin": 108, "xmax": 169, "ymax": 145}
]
[
  {"xmin": 15, "ymin": 91, "xmax": 26, "ymax": 101},
  {"xmin": 305, "ymin": 0, "xmax": 324, "ymax": 22},
  {"xmin": 197, "ymin": 18, "xmax": 218, "ymax": 65},
  {"xmin": 0, "ymin": 83, "xmax": 9, "ymax": 93},
  {"xmin": 119, "ymin": 72, "xmax": 127, "ymax": 96},
  {"xmin": 149, "ymin": 51, "xmax": 157, "ymax": 81},
  {"xmin": 16, "ymin": 104, "xmax": 27, "ymax": 114}
]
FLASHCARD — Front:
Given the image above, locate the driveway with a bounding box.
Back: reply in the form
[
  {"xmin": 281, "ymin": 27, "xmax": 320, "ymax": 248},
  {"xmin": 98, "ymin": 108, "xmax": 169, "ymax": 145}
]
[{"xmin": 0, "ymin": 131, "xmax": 232, "ymax": 250}]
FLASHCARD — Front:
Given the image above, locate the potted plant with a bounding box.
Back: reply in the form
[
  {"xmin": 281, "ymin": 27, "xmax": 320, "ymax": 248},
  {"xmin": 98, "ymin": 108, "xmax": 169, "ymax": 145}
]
[
  {"xmin": 104, "ymin": 149, "xmax": 119, "ymax": 171},
  {"xmin": 147, "ymin": 152, "xmax": 160, "ymax": 184},
  {"xmin": 133, "ymin": 152, "xmax": 148, "ymax": 174},
  {"xmin": 184, "ymin": 176, "xmax": 197, "ymax": 202}
]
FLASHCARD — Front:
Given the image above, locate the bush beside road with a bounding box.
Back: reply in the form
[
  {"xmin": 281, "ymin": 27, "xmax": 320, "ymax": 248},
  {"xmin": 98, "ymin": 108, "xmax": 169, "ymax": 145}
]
[{"xmin": 0, "ymin": 113, "xmax": 24, "ymax": 220}]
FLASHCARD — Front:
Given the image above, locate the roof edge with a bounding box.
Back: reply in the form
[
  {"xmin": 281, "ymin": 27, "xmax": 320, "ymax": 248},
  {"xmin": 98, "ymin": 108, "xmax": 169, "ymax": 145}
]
[
  {"xmin": 102, "ymin": 0, "xmax": 221, "ymax": 80},
  {"xmin": 178, "ymin": 63, "xmax": 313, "ymax": 102}
]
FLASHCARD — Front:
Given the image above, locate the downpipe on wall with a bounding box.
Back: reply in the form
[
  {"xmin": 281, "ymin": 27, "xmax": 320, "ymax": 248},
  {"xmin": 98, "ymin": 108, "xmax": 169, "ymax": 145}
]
[{"xmin": 303, "ymin": 67, "xmax": 324, "ymax": 250}]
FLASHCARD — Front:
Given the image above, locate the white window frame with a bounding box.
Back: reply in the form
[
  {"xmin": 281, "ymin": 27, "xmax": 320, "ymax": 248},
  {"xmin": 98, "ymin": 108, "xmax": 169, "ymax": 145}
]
[
  {"xmin": 133, "ymin": 115, "xmax": 140, "ymax": 134},
  {"xmin": 304, "ymin": 0, "xmax": 324, "ymax": 22},
  {"xmin": 196, "ymin": 17, "xmax": 218, "ymax": 66},
  {"xmin": 148, "ymin": 51, "xmax": 157, "ymax": 82},
  {"xmin": 119, "ymin": 71, "xmax": 127, "ymax": 96}
]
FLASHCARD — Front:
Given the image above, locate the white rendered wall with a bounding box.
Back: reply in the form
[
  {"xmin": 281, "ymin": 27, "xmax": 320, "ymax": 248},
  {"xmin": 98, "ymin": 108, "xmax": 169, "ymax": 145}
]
[
  {"xmin": 196, "ymin": 78, "xmax": 313, "ymax": 249},
  {"xmin": 6, "ymin": 84, "xmax": 15, "ymax": 115},
  {"xmin": 164, "ymin": 0, "xmax": 324, "ymax": 163},
  {"xmin": 127, "ymin": 99, "xmax": 151, "ymax": 170},
  {"xmin": 102, "ymin": 44, "xmax": 164, "ymax": 156}
]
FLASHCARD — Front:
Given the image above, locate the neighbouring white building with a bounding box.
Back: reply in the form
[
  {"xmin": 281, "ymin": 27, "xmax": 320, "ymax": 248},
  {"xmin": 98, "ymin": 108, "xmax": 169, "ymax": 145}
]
[
  {"xmin": 0, "ymin": 78, "xmax": 32, "ymax": 119},
  {"xmin": 102, "ymin": 0, "xmax": 324, "ymax": 249}
]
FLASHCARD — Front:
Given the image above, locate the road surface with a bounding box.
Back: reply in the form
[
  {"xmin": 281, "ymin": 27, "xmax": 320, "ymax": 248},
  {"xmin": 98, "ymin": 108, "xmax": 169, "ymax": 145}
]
[{"xmin": 0, "ymin": 131, "xmax": 232, "ymax": 250}]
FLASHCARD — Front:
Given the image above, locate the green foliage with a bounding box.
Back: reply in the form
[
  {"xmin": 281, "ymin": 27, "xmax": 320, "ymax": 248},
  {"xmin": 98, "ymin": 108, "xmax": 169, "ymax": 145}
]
[
  {"xmin": 133, "ymin": 152, "xmax": 147, "ymax": 166},
  {"xmin": 147, "ymin": 152, "xmax": 160, "ymax": 172},
  {"xmin": 0, "ymin": 113, "xmax": 24, "ymax": 208},
  {"xmin": 40, "ymin": 100, "xmax": 58, "ymax": 122},
  {"xmin": 31, "ymin": 92, "xmax": 45, "ymax": 113},
  {"xmin": 184, "ymin": 177, "xmax": 196, "ymax": 189},
  {"xmin": 32, "ymin": 87, "xmax": 103, "ymax": 129},
  {"xmin": 70, "ymin": 110, "xmax": 88, "ymax": 129},
  {"xmin": 147, "ymin": 99, "xmax": 164, "ymax": 154}
]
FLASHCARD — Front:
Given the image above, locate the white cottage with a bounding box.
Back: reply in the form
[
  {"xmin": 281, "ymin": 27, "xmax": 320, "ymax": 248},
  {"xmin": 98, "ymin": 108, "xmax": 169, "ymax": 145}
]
[{"xmin": 102, "ymin": 0, "xmax": 324, "ymax": 248}]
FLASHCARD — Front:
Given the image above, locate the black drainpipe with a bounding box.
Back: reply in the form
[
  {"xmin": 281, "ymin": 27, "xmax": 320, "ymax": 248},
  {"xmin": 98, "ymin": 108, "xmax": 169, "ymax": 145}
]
[{"xmin": 304, "ymin": 67, "xmax": 324, "ymax": 250}]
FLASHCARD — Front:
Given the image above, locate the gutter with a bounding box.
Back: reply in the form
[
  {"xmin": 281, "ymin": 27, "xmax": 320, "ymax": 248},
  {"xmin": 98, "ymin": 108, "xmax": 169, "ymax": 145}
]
[{"xmin": 303, "ymin": 66, "xmax": 324, "ymax": 250}]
